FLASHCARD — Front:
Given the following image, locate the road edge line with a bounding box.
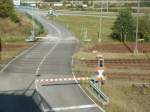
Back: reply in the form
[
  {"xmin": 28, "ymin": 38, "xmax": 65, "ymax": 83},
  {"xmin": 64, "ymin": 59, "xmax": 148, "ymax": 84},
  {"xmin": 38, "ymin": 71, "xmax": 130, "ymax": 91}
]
[
  {"xmin": 35, "ymin": 41, "xmax": 59, "ymax": 75},
  {"xmin": 0, "ymin": 42, "xmax": 40, "ymax": 72},
  {"xmin": 71, "ymin": 56, "xmax": 105, "ymax": 112}
]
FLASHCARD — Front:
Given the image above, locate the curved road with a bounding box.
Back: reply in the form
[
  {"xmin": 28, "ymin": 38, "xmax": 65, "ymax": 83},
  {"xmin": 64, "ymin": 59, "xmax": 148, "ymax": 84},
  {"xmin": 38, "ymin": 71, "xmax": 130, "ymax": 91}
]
[{"xmin": 0, "ymin": 9, "xmax": 103, "ymax": 112}]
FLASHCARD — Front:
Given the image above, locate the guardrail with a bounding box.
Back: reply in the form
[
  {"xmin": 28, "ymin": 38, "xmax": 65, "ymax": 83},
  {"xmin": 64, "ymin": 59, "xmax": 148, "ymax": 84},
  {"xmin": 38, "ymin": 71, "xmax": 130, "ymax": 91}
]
[{"xmin": 89, "ymin": 79, "xmax": 109, "ymax": 105}]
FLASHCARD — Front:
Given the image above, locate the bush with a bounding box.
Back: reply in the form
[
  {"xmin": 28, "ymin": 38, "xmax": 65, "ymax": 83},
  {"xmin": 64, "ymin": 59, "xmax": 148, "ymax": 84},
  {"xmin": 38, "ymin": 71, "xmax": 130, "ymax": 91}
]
[
  {"xmin": 10, "ymin": 13, "xmax": 20, "ymax": 23},
  {"xmin": 139, "ymin": 14, "xmax": 150, "ymax": 42},
  {"xmin": 111, "ymin": 32, "xmax": 120, "ymax": 40},
  {"xmin": 0, "ymin": 0, "xmax": 19, "ymax": 23},
  {"xmin": 112, "ymin": 8, "xmax": 135, "ymax": 42},
  {"xmin": 25, "ymin": 13, "xmax": 45, "ymax": 36}
]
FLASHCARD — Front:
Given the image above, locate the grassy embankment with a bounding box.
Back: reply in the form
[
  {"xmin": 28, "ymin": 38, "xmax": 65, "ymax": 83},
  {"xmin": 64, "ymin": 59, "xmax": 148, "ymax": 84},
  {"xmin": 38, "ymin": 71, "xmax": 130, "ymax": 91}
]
[
  {"xmin": 80, "ymin": 79, "xmax": 150, "ymax": 112},
  {"xmin": 49, "ymin": 15, "xmax": 115, "ymax": 43},
  {"xmin": 48, "ymin": 15, "xmax": 150, "ymax": 112},
  {"xmin": 0, "ymin": 13, "xmax": 46, "ymax": 67}
]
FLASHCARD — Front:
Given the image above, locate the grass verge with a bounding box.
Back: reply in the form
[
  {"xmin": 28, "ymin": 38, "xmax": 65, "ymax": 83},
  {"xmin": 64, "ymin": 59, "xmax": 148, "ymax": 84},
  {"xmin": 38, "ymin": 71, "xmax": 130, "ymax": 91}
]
[
  {"xmin": 101, "ymin": 79, "xmax": 150, "ymax": 112},
  {"xmin": 73, "ymin": 51, "xmax": 150, "ymax": 112},
  {"xmin": 48, "ymin": 15, "xmax": 115, "ymax": 43},
  {"xmin": 0, "ymin": 12, "xmax": 46, "ymax": 67}
]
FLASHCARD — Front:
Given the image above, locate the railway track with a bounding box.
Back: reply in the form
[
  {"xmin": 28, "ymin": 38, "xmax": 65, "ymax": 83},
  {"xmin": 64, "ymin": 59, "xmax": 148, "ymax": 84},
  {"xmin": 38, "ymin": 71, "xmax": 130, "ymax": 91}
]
[
  {"xmin": 80, "ymin": 59, "xmax": 150, "ymax": 69},
  {"xmin": 74, "ymin": 70, "xmax": 150, "ymax": 80},
  {"xmin": 75, "ymin": 58, "xmax": 150, "ymax": 80},
  {"xmin": 83, "ymin": 59, "xmax": 150, "ymax": 64},
  {"xmin": 77, "ymin": 42, "xmax": 150, "ymax": 80},
  {"xmin": 106, "ymin": 73, "xmax": 150, "ymax": 80},
  {"xmin": 83, "ymin": 43, "xmax": 150, "ymax": 53}
]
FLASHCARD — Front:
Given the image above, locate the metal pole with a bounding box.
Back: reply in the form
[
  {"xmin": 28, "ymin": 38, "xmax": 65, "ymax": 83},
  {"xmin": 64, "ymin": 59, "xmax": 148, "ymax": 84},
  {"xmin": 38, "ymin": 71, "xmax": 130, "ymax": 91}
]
[
  {"xmin": 98, "ymin": 2, "xmax": 103, "ymax": 42},
  {"xmin": 107, "ymin": 0, "xmax": 109, "ymax": 12},
  {"xmin": 32, "ymin": 4, "xmax": 35, "ymax": 39},
  {"xmin": 81, "ymin": 24, "xmax": 84, "ymax": 40},
  {"xmin": 134, "ymin": 0, "xmax": 140, "ymax": 54}
]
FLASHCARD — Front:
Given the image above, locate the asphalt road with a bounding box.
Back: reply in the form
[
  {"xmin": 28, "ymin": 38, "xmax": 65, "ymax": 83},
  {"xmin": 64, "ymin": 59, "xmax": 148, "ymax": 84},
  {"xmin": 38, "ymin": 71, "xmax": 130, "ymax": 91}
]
[{"xmin": 0, "ymin": 9, "xmax": 103, "ymax": 112}]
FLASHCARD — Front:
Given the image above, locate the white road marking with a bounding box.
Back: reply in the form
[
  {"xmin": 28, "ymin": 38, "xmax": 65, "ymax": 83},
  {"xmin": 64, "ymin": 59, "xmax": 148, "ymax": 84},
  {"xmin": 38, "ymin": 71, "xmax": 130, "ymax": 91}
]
[
  {"xmin": 45, "ymin": 79, "xmax": 49, "ymax": 82},
  {"xmin": 68, "ymin": 78, "xmax": 72, "ymax": 81},
  {"xmin": 35, "ymin": 41, "xmax": 59, "ymax": 75},
  {"xmin": 59, "ymin": 78, "xmax": 62, "ymax": 81},
  {"xmin": 0, "ymin": 42, "xmax": 39, "ymax": 72},
  {"xmin": 50, "ymin": 79, "xmax": 53, "ymax": 82},
  {"xmin": 46, "ymin": 21, "xmax": 62, "ymax": 38},
  {"xmin": 77, "ymin": 77, "xmax": 80, "ymax": 80},
  {"xmin": 54, "ymin": 78, "xmax": 58, "ymax": 81},
  {"xmin": 53, "ymin": 104, "xmax": 97, "ymax": 111},
  {"xmin": 41, "ymin": 79, "xmax": 44, "ymax": 82}
]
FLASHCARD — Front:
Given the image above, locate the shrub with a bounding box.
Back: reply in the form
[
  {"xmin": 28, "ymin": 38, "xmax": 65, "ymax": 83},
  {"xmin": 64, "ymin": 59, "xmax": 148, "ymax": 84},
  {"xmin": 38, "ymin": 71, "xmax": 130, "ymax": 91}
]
[
  {"xmin": 0, "ymin": 0, "xmax": 19, "ymax": 23},
  {"xmin": 112, "ymin": 8, "xmax": 135, "ymax": 42}
]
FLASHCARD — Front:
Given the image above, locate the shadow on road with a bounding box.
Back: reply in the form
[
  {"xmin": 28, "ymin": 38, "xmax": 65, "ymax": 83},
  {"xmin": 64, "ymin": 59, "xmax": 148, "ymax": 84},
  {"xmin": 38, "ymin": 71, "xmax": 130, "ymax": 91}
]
[
  {"xmin": 42, "ymin": 82, "xmax": 80, "ymax": 86},
  {"xmin": 0, "ymin": 90, "xmax": 41, "ymax": 112},
  {"xmin": 0, "ymin": 89, "xmax": 54, "ymax": 112}
]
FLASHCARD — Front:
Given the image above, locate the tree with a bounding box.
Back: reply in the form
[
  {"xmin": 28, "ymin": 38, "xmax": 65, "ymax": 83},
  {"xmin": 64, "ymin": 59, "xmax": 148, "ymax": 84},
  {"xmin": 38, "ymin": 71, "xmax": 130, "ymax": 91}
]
[
  {"xmin": 139, "ymin": 14, "xmax": 150, "ymax": 41},
  {"xmin": 0, "ymin": 0, "xmax": 14, "ymax": 18},
  {"xmin": 112, "ymin": 8, "xmax": 135, "ymax": 42},
  {"xmin": 83, "ymin": 0, "xmax": 88, "ymax": 5},
  {"xmin": 0, "ymin": 0, "xmax": 19, "ymax": 22},
  {"xmin": 63, "ymin": 0, "xmax": 67, "ymax": 6}
]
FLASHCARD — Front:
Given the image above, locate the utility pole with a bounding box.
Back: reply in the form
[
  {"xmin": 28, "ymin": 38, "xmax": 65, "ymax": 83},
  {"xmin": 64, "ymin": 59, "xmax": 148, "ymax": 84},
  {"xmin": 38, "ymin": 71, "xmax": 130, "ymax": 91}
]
[
  {"xmin": 27, "ymin": 0, "xmax": 35, "ymax": 41},
  {"xmin": 81, "ymin": 24, "xmax": 84, "ymax": 39},
  {"xmin": 134, "ymin": 0, "xmax": 140, "ymax": 54},
  {"xmin": 107, "ymin": 0, "xmax": 109, "ymax": 12},
  {"xmin": 83, "ymin": 27, "xmax": 88, "ymax": 41},
  {"xmin": 81, "ymin": 24, "xmax": 88, "ymax": 41},
  {"xmin": 31, "ymin": 1, "xmax": 35, "ymax": 41},
  {"xmin": 98, "ymin": 1, "xmax": 103, "ymax": 42}
]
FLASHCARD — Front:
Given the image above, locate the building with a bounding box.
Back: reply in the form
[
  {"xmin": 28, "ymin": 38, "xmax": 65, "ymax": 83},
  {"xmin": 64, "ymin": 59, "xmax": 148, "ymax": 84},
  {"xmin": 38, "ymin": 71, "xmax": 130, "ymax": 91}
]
[
  {"xmin": 20, "ymin": 0, "xmax": 41, "ymax": 7},
  {"xmin": 13, "ymin": 0, "xmax": 21, "ymax": 6}
]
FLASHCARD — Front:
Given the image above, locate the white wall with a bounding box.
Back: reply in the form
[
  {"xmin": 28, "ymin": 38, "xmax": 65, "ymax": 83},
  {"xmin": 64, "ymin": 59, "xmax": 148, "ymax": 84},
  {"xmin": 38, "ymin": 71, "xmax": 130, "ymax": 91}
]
[
  {"xmin": 13, "ymin": 0, "xmax": 21, "ymax": 6},
  {"xmin": 54, "ymin": 3, "xmax": 63, "ymax": 7}
]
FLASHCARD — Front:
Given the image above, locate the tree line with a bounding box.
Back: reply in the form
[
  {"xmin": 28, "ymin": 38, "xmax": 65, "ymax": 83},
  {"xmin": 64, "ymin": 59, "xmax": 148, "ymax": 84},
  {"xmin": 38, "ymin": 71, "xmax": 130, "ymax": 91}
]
[
  {"xmin": 0, "ymin": 0, "xmax": 19, "ymax": 22},
  {"xmin": 112, "ymin": 8, "xmax": 150, "ymax": 42}
]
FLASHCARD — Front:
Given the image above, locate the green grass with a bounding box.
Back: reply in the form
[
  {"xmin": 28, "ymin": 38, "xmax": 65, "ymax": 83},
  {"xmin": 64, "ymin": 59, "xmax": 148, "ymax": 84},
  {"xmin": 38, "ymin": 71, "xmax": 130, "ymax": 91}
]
[
  {"xmin": 0, "ymin": 12, "xmax": 46, "ymax": 64},
  {"xmin": 1, "ymin": 50, "xmax": 22, "ymax": 63},
  {"xmin": 101, "ymin": 80, "xmax": 150, "ymax": 112},
  {"xmin": 0, "ymin": 12, "xmax": 46, "ymax": 44},
  {"xmin": 82, "ymin": 80, "xmax": 150, "ymax": 112},
  {"xmin": 73, "ymin": 55, "xmax": 150, "ymax": 112},
  {"xmin": 74, "ymin": 61, "xmax": 150, "ymax": 112},
  {"xmin": 1, "ymin": 35, "xmax": 26, "ymax": 43},
  {"xmin": 49, "ymin": 15, "xmax": 115, "ymax": 43},
  {"xmin": 25, "ymin": 13, "xmax": 46, "ymax": 37},
  {"xmin": 0, "ymin": 14, "xmax": 31, "ymax": 43},
  {"xmin": 56, "ymin": 10, "xmax": 118, "ymax": 16}
]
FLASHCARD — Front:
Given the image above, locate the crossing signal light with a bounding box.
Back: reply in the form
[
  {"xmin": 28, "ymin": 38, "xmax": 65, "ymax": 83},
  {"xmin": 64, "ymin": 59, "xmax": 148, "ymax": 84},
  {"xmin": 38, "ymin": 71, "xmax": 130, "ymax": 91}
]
[{"xmin": 98, "ymin": 59, "xmax": 104, "ymax": 68}]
